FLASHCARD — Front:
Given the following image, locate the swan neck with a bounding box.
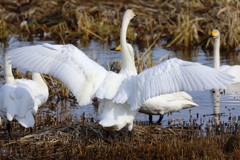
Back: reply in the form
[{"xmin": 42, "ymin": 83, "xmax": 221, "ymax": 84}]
[
  {"xmin": 119, "ymin": 15, "xmax": 137, "ymax": 76},
  {"xmin": 32, "ymin": 73, "xmax": 48, "ymax": 91},
  {"xmin": 213, "ymin": 37, "xmax": 220, "ymax": 70},
  {"xmin": 3, "ymin": 54, "xmax": 15, "ymax": 83},
  {"xmin": 120, "ymin": 16, "xmax": 129, "ymax": 46}
]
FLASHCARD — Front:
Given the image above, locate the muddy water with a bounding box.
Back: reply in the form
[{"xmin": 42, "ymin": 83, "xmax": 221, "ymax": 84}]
[{"xmin": 1, "ymin": 35, "xmax": 240, "ymax": 126}]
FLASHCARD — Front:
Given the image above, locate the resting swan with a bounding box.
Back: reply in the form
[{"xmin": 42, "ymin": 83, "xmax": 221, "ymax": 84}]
[
  {"xmin": 0, "ymin": 53, "xmax": 49, "ymax": 136},
  {"xmin": 139, "ymin": 91, "xmax": 198, "ymax": 124},
  {"xmin": 7, "ymin": 10, "xmax": 233, "ymax": 134},
  {"xmin": 209, "ymin": 29, "xmax": 240, "ymax": 83},
  {"xmin": 112, "ymin": 45, "xmax": 198, "ymax": 124}
]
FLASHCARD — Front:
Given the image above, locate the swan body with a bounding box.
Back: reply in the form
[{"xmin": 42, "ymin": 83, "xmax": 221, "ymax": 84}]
[
  {"xmin": 220, "ymin": 65, "xmax": 240, "ymax": 83},
  {"xmin": 139, "ymin": 92, "xmax": 198, "ymax": 123},
  {"xmin": 98, "ymin": 99, "xmax": 136, "ymax": 131},
  {"xmin": 7, "ymin": 10, "xmax": 234, "ymax": 132},
  {"xmin": 0, "ymin": 54, "xmax": 48, "ymax": 134},
  {"xmin": 210, "ymin": 29, "xmax": 240, "ymax": 83}
]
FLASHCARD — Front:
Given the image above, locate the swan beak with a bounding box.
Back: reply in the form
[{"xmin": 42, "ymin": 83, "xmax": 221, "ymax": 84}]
[
  {"xmin": 110, "ymin": 45, "xmax": 121, "ymax": 51},
  {"xmin": 209, "ymin": 34, "xmax": 213, "ymax": 38},
  {"xmin": 133, "ymin": 12, "xmax": 138, "ymax": 17},
  {"xmin": 209, "ymin": 31, "xmax": 216, "ymax": 38}
]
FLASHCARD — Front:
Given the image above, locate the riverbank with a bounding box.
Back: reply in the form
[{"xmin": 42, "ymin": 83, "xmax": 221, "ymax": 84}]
[{"xmin": 1, "ymin": 118, "xmax": 240, "ymax": 159}]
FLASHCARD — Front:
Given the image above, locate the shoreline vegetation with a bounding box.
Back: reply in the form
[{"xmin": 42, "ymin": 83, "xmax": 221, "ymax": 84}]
[
  {"xmin": 1, "ymin": 0, "xmax": 240, "ymax": 159},
  {"xmin": 1, "ymin": 114, "xmax": 240, "ymax": 159},
  {"xmin": 0, "ymin": 0, "xmax": 240, "ymax": 50}
]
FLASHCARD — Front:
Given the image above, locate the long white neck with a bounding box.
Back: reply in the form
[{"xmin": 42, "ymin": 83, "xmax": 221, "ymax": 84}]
[
  {"xmin": 3, "ymin": 54, "xmax": 15, "ymax": 83},
  {"xmin": 213, "ymin": 36, "xmax": 220, "ymax": 70},
  {"xmin": 32, "ymin": 73, "xmax": 48, "ymax": 92},
  {"xmin": 119, "ymin": 15, "xmax": 137, "ymax": 76}
]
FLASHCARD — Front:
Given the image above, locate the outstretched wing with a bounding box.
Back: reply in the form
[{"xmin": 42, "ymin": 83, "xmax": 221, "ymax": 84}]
[
  {"xmin": 7, "ymin": 43, "xmax": 110, "ymax": 105},
  {"xmin": 114, "ymin": 58, "xmax": 234, "ymax": 110}
]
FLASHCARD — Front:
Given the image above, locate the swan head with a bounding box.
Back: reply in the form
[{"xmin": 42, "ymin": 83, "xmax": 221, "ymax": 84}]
[
  {"xmin": 209, "ymin": 29, "xmax": 220, "ymax": 39},
  {"xmin": 123, "ymin": 9, "xmax": 137, "ymax": 20}
]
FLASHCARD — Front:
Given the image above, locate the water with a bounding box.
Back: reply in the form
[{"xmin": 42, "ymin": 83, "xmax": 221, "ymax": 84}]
[{"xmin": 1, "ymin": 35, "xmax": 240, "ymax": 127}]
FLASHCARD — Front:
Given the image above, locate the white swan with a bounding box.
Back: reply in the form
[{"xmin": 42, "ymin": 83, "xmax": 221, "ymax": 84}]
[
  {"xmin": 112, "ymin": 45, "xmax": 198, "ymax": 124},
  {"xmin": 7, "ymin": 10, "xmax": 233, "ymax": 134},
  {"xmin": 209, "ymin": 29, "xmax": 240, "ymax": 83},
  {"xmin": 0, "ymin": 53, "xmax": 49, "ymax": 136},
  {"xmin": 139, "ymin": 92, "xmax": 197, "ymax": 124}
]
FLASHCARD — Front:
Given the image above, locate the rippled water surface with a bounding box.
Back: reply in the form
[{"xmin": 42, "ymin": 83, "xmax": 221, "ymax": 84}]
[{"xmin": 1, "ymin": 35, "xmax": 240, "ymax": 126}]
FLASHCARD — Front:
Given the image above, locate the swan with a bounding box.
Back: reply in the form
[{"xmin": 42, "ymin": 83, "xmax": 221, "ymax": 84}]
[
  {"xmin": 209, "ymin": 29, "xmax": 240, "ymax": 83},
  {"xmin": 0, "ymin": 53, "xmax": 49, "ymax": 136},
  {"xmin": 139, "ymin": 92, "xmax": 198, "ymax": 124},
  {"xmin": 6, "ymin": 9, "xmax": 234, "ymax": 134},
  {"xmin": 112, "ymin": 45, "xmax": 198, "ymax": 124}
]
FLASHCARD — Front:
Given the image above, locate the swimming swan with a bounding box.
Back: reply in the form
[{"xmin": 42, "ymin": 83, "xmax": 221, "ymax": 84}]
[
  {"xmin": 112, "ymin": 45, "xmax": 198, "ymax": 124},
  {"xmin": 209, "ymin": 29, "xmax": 240, "ymax": 83},
  {"xmin": 0, "ymin": 54, "xmax": 49, "ymax": 136},
  {"xmin": 7, "ymin": 10, "xmax": 233, "ymax": 134}
]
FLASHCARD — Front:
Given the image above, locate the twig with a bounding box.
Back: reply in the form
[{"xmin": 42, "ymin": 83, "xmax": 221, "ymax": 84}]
[{"xmin": 81, "ymin": 27, "xmax": 106, "ymax": 42}]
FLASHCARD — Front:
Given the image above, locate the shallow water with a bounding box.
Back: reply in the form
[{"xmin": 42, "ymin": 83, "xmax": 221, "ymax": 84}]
[{"xmin": 1, "ymin": 35, "xmax": 240, "ymax": 127}]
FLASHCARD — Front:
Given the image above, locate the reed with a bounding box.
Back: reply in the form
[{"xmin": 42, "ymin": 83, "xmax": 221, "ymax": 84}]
[
  {"xmin": 0, "ymin": 18, "xmax": 11, "ymax": 45},
  {"xmin": 0, "ymin": 0, "xmax": 239, "ymax": 49}
]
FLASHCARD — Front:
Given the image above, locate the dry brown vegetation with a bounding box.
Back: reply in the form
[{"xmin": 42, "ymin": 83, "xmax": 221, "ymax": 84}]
[
  {"xmin": 1, "ymin": 115, "xmax": 240, "ymax": 159},
  {"xmin": 0, "ymin": 0, "xmax": 240, "ymax": 49}
]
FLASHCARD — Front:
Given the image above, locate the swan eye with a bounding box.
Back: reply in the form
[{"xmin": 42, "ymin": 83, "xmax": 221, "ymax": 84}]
[{"xmin": 211, "ymin": 31, "xmax": 217, "ymax": 37}]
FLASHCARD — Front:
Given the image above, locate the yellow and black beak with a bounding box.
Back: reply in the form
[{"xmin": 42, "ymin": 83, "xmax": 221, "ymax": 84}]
[
  {"xmin": 209, "ymin": 31, "xmax": 216, "ymax": 38},
  {"xmin": 110, "ymin": 45, "xmax": 121, "ymax": 51},
  {"xmin": 133, "ymin": 11, "xmax": 138, "ymax": 17}
]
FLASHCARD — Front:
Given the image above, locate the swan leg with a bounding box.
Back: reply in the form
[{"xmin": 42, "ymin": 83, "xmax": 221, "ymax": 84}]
[
  {"xmin": 106, "ymin": 131, "xmax": 115, "ymax": 139},
  {"xmin": 126, "ymin": 122, "xmax": 133, "ymax": 137},
  {"xmin": 128, "ymin": 131, "xmax": 132, "ymax": 137},
  {"xmin": 7, "ymin": 122, "xmax": 11, "ymax": 137},
  {"xmin": 149, "ymin": 115, "xmax": 153, "ymax": 124},
  {"xmin": 156, "ymin": 114, "xmax": 164, "ymax": 124}
]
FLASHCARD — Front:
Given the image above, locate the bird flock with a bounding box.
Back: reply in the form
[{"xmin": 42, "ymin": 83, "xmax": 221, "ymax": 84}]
[{"xmin": 0, "ymin": 9, "xmax": 238, "ymax": 137}]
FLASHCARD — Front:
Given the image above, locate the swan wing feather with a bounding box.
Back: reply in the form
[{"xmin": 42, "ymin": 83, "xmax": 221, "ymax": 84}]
[
  {"xmin": 7, "ymin": 43, "xmax": 109, "ymax": 105},
  {"xmin": 114, "ymin": 58, "xmax": 234, "ymax": 110}
]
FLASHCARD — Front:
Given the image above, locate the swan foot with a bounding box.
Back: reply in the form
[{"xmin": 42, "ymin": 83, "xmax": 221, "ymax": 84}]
[{"xmin": 156, "ymin": 114, "xmax": 164, "ymax": 125}]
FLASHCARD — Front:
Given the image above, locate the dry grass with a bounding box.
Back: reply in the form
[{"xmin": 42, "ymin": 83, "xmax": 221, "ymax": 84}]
[
  {"xmin": 1, "ymin": 115, "xmax": 240, "ymax": 159},
  {"xmin": 0, "ymin": 0, "xmax": 239, "ymax": 49}
]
